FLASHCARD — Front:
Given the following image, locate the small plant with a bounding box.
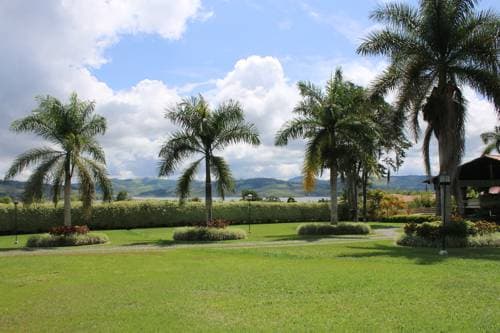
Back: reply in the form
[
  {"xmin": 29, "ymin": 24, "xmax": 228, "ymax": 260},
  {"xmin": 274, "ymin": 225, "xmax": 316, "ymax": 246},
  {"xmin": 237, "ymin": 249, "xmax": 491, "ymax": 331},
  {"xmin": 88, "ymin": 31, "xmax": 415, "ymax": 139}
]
[
  {"xmin": 49, "ymin": 225, "xmax": 90, "ymax": 236},
  {"xmin": 473, "ymin": 221, "xmax": 498, "ymax": 235},
  {"xmin": 206, "ymin": 219, "xmax": 232, "ymax": 229}
]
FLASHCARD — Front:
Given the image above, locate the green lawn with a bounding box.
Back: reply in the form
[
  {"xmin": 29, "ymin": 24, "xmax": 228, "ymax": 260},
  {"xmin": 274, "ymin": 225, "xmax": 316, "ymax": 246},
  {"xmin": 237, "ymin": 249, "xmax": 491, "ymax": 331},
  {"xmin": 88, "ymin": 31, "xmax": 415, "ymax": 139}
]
[{"xmin": 0, "ymin": 223, "xmax": 498, "ymax": 332}]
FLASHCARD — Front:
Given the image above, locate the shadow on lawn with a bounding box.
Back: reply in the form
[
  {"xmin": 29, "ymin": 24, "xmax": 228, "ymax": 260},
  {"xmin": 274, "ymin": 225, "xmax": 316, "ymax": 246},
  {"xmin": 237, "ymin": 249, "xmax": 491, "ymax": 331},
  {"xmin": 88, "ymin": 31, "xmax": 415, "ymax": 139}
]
[
  {"xmin": 264, "ymin": 234, "xmax": 369, "ymax": 242},
  {"xmin": 339, "ymin": 242, "xmax": 500, "ymax": 265}
]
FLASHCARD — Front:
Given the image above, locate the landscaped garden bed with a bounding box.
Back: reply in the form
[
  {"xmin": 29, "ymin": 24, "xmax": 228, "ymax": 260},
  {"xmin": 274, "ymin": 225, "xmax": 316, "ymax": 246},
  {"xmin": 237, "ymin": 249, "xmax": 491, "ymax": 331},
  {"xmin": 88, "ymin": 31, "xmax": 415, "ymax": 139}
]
[
  {"xmin": 397, "ymin": 219, "xmax": 500, "ymax": 248},
  {"xmin": 26, "ymin": 225, "xmax": 108, "ymax": 247},
  {"xmin": 296, "ymin": 222, "xmax": 371, "ymax": 236}
]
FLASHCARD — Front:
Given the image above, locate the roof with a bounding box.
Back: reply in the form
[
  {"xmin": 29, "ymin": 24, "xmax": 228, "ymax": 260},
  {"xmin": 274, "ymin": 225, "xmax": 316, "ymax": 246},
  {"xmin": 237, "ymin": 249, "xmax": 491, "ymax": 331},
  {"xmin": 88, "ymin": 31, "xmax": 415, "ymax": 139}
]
[{"xmin": 458, "ymin": 154, "xmax": 500, "ymax": 181}]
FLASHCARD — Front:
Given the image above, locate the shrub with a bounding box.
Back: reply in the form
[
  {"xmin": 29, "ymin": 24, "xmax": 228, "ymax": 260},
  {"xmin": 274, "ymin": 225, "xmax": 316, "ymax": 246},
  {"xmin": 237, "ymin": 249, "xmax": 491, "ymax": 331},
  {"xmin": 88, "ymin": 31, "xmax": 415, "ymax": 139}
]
[
  {"xmin": 49, "ymin": 225, "xmax": 89, "ymax": 236},
  {"xmin": 0, "ymin": 196, "xmax": 12, "ymax": 204},
  {"xmin": 173, "ymin": 227, "xmax": 246, "ymax": 241},
  {"xmin": 287, "ymin": 197, "xmax": 296, "ymax": 203},
  {"xmin": 203, "ymin": 219, "xmax": 232, "ymax": 229},
  {"xmin": 403, "ymin": 222, "xmax": 418, "ymax": 235},
  {"xmin": 115, "ymin": 191, "xmax": 129, "ymax": 201},
  {"xmin": 297, "ymin": 222, "xmax": 371, "ymax": 236},
  {"xmin": 416, "ymin": 222, "xmax": 442, "ymax": 240},
  {"xmin": 473, "ymin": 221, "xmax": 498, "ymax": 235},
  {"xmin": 397, "ymin": 233, "xmax": 500, "ymax": 248},
  {"xmin": 26, "ymin": 233, "xmax": 108, "ymax": 247},
  {"xmin": 382, "ymin": 214, "xmax": 439, "ymax": 224}
]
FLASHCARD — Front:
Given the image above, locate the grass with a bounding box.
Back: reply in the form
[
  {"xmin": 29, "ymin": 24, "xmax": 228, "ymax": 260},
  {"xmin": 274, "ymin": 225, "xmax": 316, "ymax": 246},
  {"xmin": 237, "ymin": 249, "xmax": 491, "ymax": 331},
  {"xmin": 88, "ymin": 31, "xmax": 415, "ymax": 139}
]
[
  {"xmin": 0, "ymin": 222, "xmax": 402, "ymax": 250},
  {"xmin": 0, "ymin": 239, "xmax": 498, "ymax": 331},
  {"xmin": 0, "ymin": 222, "xmax": 498, "ymax": 331}
]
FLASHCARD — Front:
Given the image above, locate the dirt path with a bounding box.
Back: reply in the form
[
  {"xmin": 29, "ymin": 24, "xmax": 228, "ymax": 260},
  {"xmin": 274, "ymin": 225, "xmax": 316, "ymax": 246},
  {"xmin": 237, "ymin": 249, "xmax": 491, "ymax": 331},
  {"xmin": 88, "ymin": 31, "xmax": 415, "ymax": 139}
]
[{"xmin": 0, "ymin": 228, "xmax": 400, "ymax": 257}]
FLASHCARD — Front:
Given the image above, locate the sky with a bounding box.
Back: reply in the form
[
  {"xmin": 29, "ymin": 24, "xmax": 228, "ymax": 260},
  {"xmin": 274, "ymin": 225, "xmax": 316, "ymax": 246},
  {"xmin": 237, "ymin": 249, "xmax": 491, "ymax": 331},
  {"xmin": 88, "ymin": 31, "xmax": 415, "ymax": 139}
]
[{"xmin": 0, "ymin": 0, "xmax": 498, "ymax": 181}]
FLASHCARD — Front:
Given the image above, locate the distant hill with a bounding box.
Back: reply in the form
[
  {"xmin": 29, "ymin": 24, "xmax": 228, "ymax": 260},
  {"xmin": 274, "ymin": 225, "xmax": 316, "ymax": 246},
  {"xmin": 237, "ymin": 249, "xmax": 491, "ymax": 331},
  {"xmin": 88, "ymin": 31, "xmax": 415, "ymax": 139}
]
[{"xmin": 0, "ymin": 175, "xmax": 430, "ymax": 199}]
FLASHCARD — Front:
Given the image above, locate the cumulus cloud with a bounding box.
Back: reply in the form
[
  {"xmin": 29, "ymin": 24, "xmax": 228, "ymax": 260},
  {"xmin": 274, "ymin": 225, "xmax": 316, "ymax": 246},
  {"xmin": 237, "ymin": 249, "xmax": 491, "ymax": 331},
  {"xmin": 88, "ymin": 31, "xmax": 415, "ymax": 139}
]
[{"xmin": 0, "ymin": 0, "xmax": 204, "ymax": 179}]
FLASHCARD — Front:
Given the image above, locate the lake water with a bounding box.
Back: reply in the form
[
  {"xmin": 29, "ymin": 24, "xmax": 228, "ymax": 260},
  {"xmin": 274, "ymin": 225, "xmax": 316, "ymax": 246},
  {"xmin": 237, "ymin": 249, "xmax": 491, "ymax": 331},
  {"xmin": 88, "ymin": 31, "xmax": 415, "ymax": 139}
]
[{"xmin": 133, "ymin": 196, "xmax": 330, "ymax": 202}]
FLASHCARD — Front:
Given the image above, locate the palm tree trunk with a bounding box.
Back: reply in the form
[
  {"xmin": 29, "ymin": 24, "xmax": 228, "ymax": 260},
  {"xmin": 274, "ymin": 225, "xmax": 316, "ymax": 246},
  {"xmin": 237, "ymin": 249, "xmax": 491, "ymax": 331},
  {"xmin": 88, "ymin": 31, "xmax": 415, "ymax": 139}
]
[
  {"xmin": 353, "ymin": 178, "xmax": 359, "ymax": 222},
  {"xmin": 63, "ymin": 160, "xmax": 72, "ymax": 227},
  {"xmin": 362, "ymin": 170, "xmax": 368, "ymax": 222},
  {"xmin": 205, "ymin": 154, "xmax": 213, "ymax": 225},
  {"xmin": 330, "ymin": 164, "xmax": 338, "ymax": 224}
]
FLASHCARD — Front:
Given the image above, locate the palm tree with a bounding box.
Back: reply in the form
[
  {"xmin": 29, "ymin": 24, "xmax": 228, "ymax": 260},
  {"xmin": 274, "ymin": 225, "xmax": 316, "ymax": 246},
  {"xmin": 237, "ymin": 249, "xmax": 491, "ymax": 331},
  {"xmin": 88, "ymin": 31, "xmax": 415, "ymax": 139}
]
[
  {"xmin": 4, "ymin": 93, "xmax": 112, "ymax": 226},
  {"xmin": 357, "ymin": 0, "xmax": 499, "ymax": 218},
  {"xmin": 158, "ymin": 95, "xmax": 260, "ymax": 224},
  {"xmin": 275, "ymin": 69, "xmax": 378, "ymax": 224},
  {"xmin": 481, "ymin": 126, "xmax": 500, "ymax": 154}
]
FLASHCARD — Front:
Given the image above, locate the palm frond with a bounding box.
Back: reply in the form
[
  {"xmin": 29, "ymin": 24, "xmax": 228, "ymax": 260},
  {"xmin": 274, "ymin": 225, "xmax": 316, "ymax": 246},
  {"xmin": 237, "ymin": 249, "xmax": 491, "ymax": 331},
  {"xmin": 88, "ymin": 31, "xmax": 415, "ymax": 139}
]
[
  {"xmin": 210, "ymin": 156, "xmax": 235, "ymax": 199},
  {"xmin": 4, "ymin": 147, "xmax": 63, "ymax": 180},
  {"xmin": 176, "ymin": 158, "xmax": 203, "ymax": 204}
]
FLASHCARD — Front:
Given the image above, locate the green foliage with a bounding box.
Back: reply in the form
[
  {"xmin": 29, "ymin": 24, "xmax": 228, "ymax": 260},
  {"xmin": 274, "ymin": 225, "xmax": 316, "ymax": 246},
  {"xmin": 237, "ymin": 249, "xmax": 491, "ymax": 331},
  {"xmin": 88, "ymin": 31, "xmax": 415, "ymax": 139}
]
[
  {"xmin": 397, "ymin": 233, "xmax": 500, "ymax": 248},
  {"xmin": 264, "ymin": 195, "xmax": 281, "ymax": 202},
  {"xmin": 158, "ymin": 95, "xmax": 260, "ymax": 224},
  {"xmin": 173, "ymin": 227, "xmax": 246, "ymax": 241},
  {"xmin": 0, "ymin": 201, "xmax": 334, "ymax": 234},
  {"xmin": 115, "ymin": 191, "xmax": 129, "ymax": 201},
  {"xmin": 382, "ymin": 214, "xmax": 439, "ymax": 224},
  {"xmin": 4, "ymin": 93, "xmax": 112, "ymax": 224},
  {"xmin": 296, "ymin": 222, "xmax": 371, "ymax": 236},
  {"xmin": 287, "ymin": 197, "xmax": 296, "ymax": 203},
  {"xmin": 26, "ymin": 232, "xmax": 108, "ymax": 247},
  {"xmin": 407, "ymin": 193, "xmax": 435, "ymax": 208},
  {"xmin": 241, "ymin": 189, "xmax": 261, "ymax": 201},
  {"xmin": 0, "ymin": 196, "xmax": 12, "ymax": 204}
]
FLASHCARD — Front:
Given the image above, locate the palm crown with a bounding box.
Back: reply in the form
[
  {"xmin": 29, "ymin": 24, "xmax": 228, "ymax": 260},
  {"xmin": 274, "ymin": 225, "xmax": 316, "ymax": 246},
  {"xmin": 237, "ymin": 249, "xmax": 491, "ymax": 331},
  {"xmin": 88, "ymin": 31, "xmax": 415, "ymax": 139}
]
[
  {"xmin": 158, "ymin": 95, "xmax": 260, "ymax": 223},
  {"xmin": 275, "ymin": 69, "xmax": 378, "ymax": 223},
  {"xmin": 357, "ymin": 0, "xmax": 499, "ymax": 215},
  {"xmin": 5, "ymin": 93, "xmax": 112, "ymax": 225}
]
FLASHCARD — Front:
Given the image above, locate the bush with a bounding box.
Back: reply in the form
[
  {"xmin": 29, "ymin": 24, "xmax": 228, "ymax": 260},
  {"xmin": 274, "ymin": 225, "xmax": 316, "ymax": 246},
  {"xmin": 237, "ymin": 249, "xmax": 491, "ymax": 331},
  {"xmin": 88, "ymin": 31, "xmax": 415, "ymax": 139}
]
[
  {"xmin": 0, "ymin": 196, "xmax": 12, "ymax": 204},
  {"xmin": 473, "ymin": 221, "xmax": 499, "ymax": 235},
  {"xmin": 49, "ymin": 225, "xmax": 89, "ymax": 236},
  {"xmin": 397, "ymin": 233, "xmax": 500, "ymax": 248},
  {"xmin": 297, "ymin": 222, "xmax": 371, "ymax": 236},
  {"xmin": 382, "ymin": 214, "xmax": 439, "ymax": 224},
  {"xmin": 115, "ymin": 191, "xmax": 129, "ymax": 201},
  {"xmin": 0, "ymin": 201, "xmax": 335, "ymax": 234},
  {"xmin": 26, "ymin": 233, "xmax": 108, "ymax": 247},
  {"xmin": 173, "ymin": 227, "xmax": 246, "ymax": 241}
]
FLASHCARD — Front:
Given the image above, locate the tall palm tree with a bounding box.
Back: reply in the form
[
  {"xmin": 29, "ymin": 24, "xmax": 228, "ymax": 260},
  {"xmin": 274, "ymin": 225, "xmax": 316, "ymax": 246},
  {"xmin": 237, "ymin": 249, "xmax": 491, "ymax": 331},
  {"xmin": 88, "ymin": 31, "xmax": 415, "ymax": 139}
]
[
  {"xmin": 357, "ymin": 0, "xmax": 499, "ymax": 218},
  {"xmin": 4, "ymin": 93, "xmax": 112, "ymax": 226},
  {"xmin": 158, "ymin": 95, "xmax": 260, "ymax": 224},
  {"xmin": 481, "ymin": 126, "xmax": 500, "ymax": 154},
  {"xmin": 275, "ymin": 69, "xmax": 377, "ymax": 224}
]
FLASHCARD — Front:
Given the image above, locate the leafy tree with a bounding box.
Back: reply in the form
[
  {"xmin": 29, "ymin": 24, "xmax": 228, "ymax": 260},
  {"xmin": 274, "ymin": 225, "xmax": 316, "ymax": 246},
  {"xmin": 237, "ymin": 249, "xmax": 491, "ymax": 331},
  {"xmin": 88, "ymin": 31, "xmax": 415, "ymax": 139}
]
[
  {"xmin": 275, "ymin": 68, "xmax": 377, "ymax": 224},
  {"xmin": 0, "ymin": 196, "xmax": 12, "ymax": 204},
  {"xmin": 358, "ymin": 0, "xmax": 500, "ymax": 218},
  {"xmin": 116, "ymin": 191, "xmax": 129, "ymax": 201},
  {"xmin": 4, "ymin": 93, "xmax": 112, "ymax": 226},
  {"xmin": 241, "ymin": 189, "xmax": 261, "ymax": 201},
  {"xmin": 481, "ymin": 126, "xmax": 500, "ymax": 154},
  {"xmin": 159, "ymin": 95, "xmax": 260, "ymax": 224}
]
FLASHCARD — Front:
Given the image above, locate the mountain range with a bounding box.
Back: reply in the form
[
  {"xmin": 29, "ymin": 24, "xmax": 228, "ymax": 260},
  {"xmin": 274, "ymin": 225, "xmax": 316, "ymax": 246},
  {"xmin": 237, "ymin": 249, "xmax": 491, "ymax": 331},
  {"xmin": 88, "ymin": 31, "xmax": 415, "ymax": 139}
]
[{"xmin": 0, "ymin": 175, "xmax": 430, "ymax": 199}]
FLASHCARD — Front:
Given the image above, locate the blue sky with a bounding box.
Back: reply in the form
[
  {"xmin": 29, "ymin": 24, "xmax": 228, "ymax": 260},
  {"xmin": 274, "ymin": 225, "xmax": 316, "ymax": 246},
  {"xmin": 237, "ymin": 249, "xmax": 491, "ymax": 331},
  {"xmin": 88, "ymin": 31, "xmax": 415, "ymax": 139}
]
[{"xmin": 0, "ymin": 0, "xmax": 498, "ymax": 180}]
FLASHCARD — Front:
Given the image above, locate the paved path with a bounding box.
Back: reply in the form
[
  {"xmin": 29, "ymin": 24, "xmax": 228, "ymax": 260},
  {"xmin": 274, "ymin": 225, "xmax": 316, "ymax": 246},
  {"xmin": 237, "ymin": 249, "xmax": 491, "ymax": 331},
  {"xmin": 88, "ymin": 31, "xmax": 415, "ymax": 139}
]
[{"xmin": 0, "ymin": 228, "xmax": 400, "ymax": 257}]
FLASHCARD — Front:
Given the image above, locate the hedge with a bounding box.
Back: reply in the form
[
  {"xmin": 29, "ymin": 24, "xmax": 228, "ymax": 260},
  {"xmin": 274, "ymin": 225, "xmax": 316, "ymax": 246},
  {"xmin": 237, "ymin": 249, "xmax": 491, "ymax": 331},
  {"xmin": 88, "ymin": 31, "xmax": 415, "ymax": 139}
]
[
  {"xmin": 380, "ymin": 214, "xmax": 439, "ymax": 224},
  {"xmin": 0, "ymin": 201, "xmax": 334, "ymax": 234},
  {"xmin": 26, "ymin": 233, "xmax": 109, "ymax": 247}
]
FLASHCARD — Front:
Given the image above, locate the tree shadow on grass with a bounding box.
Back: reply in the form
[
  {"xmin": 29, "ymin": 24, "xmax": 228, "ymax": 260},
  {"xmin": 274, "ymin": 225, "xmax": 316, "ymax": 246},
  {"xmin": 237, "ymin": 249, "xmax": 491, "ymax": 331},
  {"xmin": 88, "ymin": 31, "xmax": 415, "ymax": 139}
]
[{"xmin": 338, "ymin": 242, "xmax": 500, "ymax": 265}]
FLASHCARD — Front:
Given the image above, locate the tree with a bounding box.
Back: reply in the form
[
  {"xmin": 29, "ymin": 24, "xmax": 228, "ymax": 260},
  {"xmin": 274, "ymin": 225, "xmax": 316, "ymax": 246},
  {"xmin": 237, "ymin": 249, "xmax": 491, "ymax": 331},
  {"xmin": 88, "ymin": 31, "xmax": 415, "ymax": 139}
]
[
  {"xmin": 358, "ymin": 0, "xmax": 499, "ymax": 219},
  {"xmin": 116, "ymin": 191, "xmax": 129, "ymax": 201},
  {"xmin": 275, "ymin": 68, "xmax": 377, "ymax": 224},
  {"xmin": 4, "ymin": 93, "xmax": 112, "ymax": 226},
  {"xmin": 241, "ymin": 189, "xmax": 261, "ymax": 201},
  {"xmin": 481, "ymin": 126, "xmax": 500, "ymax": 154},
  {"xmin": 158, "ymin": 95, "xmax": 260, "ymax": 224}
]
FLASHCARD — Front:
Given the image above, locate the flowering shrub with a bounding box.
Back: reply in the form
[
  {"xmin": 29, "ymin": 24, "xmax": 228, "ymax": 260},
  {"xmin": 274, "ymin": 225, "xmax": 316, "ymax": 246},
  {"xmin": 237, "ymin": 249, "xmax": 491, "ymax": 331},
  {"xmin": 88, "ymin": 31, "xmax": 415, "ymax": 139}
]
[
  {"xmin": 473, "ymin": 221, "xmax": 498, "ymax": 235},
  {"xmin": 173, "ymin": 227, "xmax": 246, "ymax": 241},
  {"xmin": 49, "ymin": 225, "xmax": 89, "ymax": 236},
  {"xmin": 205, "ymin": 219, "xmax": 232, "ymax": 229}
]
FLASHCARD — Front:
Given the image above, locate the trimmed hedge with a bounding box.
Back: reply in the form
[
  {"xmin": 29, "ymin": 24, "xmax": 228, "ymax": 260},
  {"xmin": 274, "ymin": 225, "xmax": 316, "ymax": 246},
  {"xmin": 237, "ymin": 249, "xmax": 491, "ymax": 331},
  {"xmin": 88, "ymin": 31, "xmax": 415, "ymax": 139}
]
[
  {"xmin": 173, "ymin": 227, "xmax": 246, "ymax": 241},
  {"xmin": 381, "ymin": 214, "xmax": 439, "ymax": 224},
  {"xmin": 297, "ymin": 222, "xmax": 371, "ymax": 236},
  {"xmin": 0, "ymin": 201, "xmax": 333, "ymax": 234},
  {"xmin": 26, "ymin": 233, "xmax": 109, "ymax": 247}
]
